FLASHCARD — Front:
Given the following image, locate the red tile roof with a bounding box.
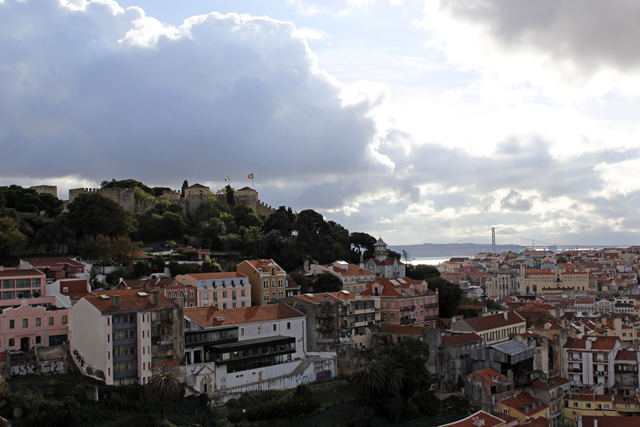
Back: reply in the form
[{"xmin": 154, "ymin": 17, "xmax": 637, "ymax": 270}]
[
  {"xmin": 564, "ymin": 337, "xmax": 619, "ymax": 351},
  {"xmin": 500, "ymin": 393, "xmax": 548, "ymax": 416},
  {"xmin": 185, "ymin": 303, "xmax": 304, "ymax": 327},
  {"xmin": 439, "ymin": 411, "xmax": 505, "ymax": 427},
  {"xmin": 581, "ymin": 416, "xmax": 640, "ymax": 427},
  {"xmin": 239, "ymin": 259, "xmax": 284, "ymax": 272},
  {"xmin": 464, "ymin": 312, "xmax": 525, "ymax": 332},
  {"xmin": 21, "ymin": 257, "xmax": 85, "ymax": 268},
  {"xmin": 441, "ymin": 332, "xmax": 484, "ymax": 346},
  {"xmin": 472, "ymin": 368, "xmax": 507, "ymax": 384},
  {"xmin": 84, "ymin": 289, "xmax": 178, "ymax": 313}
]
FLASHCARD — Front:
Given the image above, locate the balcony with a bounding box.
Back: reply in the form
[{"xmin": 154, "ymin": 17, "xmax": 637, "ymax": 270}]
[
  {"xmin": 400, "ymin": 318, "xmax": 412, "ymax": 325},
  {"xmin": 317, "ymin": 312, "xmax": 335, "ymax": 319},
  {"xmin": 424, "ymin": 303, "xmax": 439, "ymax": 308},
  {"xmin": 400, "ymin": 305, "xmax": 416, "ymax": 312},
  {"xmin": 317, "ymin": 324, "xmax": 335, "ymax": 331}
]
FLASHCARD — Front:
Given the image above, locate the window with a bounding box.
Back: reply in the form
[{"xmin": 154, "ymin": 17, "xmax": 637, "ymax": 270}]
[
  {"xmin": 272, "ymin": 279, "xmax": 276, "ymax": 288},
  {"xmin": 180, "ymin": 291, "xmax": 184, "ymax": 298},
  {"xmin": 22, "ymin": 319, "xmax": 28, "ymax": 328},
  {"xmin": 232, "ymin": 302, "xmax": 237, "ymax": 308},
  {"xmin": 241, "ymin": 302, "xmax": 246, "ymax": 307},
  {"xmin": 597, "ymin": 404, "xmax": 602, "ymax": 410},
  {"xmin": 189, "ymin": 290, "xmax": 194, "ymax": 297},
  {"xmin": 586, "ymin": 403, "xmax": 591, "ymax": 409},
  {"xmin": 257, "ymin": 326, "xmax": 261, "ymax": 334},
  {"xmin": 278, "ymin": 291, "xmax": 284, "ymax": 299},
  {"xmin": 273, "ymin": 324, "xmax": 277, "ymax": 331},
  {"xmin": 272, "ymin": 291, "xmax": 276, "ymax": 300},
  {"xmin": 271, "ymin": 267, "xmax": 275, "ymax": 275},
  {"xmin": 241, "ymin": 290, "xmax": 245, "ymax": 297},
  {"xmin": 49, "ymin": 317, "xmax": 54, "ymax": 326},
  {"xmin": 8, "ymin": 339, "xmax": 14, "ymax": 346},
  {"xmin": 9, "ymin": 320, "xmax": 14, "ymax": 329},
  {"xmin": 604, "ymin": 404, "xmax": 610, "ymax": 409},
  {"xmin": 391, "ymin": 314, "xmax": 395, "ymax": 320},
  {"xmin": 241, "ymin": 328, "xmax": 244, "ymax": 336},
  {"xmin": 287, "ymin": 322, "xmax": 291, "ymax": 330},
  {"xmin": 263, "ymin": 280, "xmax": 269, "ymax": 288},
  {"xmin": 35, "ymin": 336, "xmax": 41, "ymax": 344},
  {"xmin": 278, "ymin": 279, "xmax": 283, "ymax": 287},
  {"xmin": 62, "ymin": 315, "xmax": 68, "ymax": 325},
  {"xmin": 222, "ymin": 291, "xmax": 227, "ymax": 298},
  {"xmin": 36, "ymin": 318, "xmax": 41, "ymax": 327},
  {"xmin": 573, "ymin": 402, "xmax": 579, "ymax": 408},
  {"xmin": 263, "ymin": 294, "xmax": 269, "ymax": 301}
]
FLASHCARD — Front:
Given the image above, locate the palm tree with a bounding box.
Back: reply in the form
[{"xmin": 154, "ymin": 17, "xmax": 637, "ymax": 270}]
[
  {"xmin": 350, "ymin": 362, "xmax": 385, "ymax": 407},
  {"xmin": 376, "ymin": 354, "xmax": 405, "ymax": 392},
  {"xmin": 244, "ymin": 226, "xmax": 265, "ymax": 258},
  {"xmin": 145, "ymin": 367, "xmax": 182, "ymax": 420}
]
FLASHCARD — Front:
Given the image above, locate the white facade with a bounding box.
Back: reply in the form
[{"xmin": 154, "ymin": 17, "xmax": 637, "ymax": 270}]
[{"xmin": 184, "ymin": 309, "xmax": 336, "ymax": 402}]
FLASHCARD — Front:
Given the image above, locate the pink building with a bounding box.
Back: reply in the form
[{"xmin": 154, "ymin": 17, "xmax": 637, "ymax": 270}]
[
  {"xmin": 363, "ymin": 277, "xmax": 439, "ymax": 327},
  {"xmin": 175, "ymin": 272, "xmax": 252, "ymax": 309},
  {"xmin": 0, "ymin": 267, "xmax": 52, "ymax": 308},
  {"xmin": 1, "ymin": 301, "xmax": 68, "ymax": 351},
  {"xmin": 19, "ymin": 257, "xmax": 86, "ymax": 283}
]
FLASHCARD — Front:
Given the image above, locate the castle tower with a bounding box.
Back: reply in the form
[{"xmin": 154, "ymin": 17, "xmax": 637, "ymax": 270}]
[{"xmin": 374, "ymin": 237, "xmax": 389, "ymax": 261}]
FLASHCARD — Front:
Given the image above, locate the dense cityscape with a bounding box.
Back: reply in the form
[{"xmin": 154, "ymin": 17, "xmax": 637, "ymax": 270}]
[{"xmin": 0, "ymin": 181, "xmax": 637, "ymax": 427}]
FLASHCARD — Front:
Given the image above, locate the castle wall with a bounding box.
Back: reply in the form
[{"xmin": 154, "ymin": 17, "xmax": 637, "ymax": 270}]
[
  {"xmin": 30, "ymin": 185, "xmax": 58, "ymax": 198},
  {"xmin": 68, "ymin": 184, "xmax": 274, "ymax": 219}
]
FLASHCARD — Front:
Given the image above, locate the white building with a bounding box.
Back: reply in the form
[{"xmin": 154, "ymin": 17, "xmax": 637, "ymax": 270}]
[
  {"xmin": 183, "ymin": 303, "xmax": 336, "ymax": 402},
  {"xmin": 68, "ymin": 289, "xmax": 184, "ymax": 386}
]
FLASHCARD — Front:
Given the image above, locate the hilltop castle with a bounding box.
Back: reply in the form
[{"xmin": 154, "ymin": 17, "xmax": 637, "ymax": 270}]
[{"xmin": 68, "ymin": 181, "xmax": 274, "ymax": 217}]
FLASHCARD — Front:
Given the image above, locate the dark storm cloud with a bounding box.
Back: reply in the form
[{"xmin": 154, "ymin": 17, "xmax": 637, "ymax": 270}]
[
  {"xmin": 437, "ymin": 0, "xmax": 640, "ymax": 75},
  {"xmin": 0, "ymin": 0, "xmax": 380, "ymax": 193}
]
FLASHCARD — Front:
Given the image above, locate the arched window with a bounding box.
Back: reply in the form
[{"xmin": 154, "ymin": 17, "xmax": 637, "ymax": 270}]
[
  {"xmin": 8, "ymin": 338, "xmax": 14, "ymax": 347},
  {"xmin": 180, "ymin": 291, "xmax": 184, "ymax": 298}
]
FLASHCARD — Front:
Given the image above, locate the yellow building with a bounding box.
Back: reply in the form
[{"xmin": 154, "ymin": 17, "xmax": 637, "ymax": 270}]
[
  {"xmin": 237, "ymin": 259, "xmax": 287, "ymax": 306},
  {"xmin": 563, "ymin": 392, "xmax": 640, "ymax": 421},
  {"xmin": 497, "ymin": 392, "xmax": 550, "ymax": 425}
]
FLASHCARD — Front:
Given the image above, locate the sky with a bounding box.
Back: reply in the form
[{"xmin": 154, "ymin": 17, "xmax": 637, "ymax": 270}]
[{"xmin": 2, "ymin": 0, "xmax": 640, "ymax": 247}]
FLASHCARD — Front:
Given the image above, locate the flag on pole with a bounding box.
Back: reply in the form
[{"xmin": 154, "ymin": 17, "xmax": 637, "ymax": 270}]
[
  {"xmin": 248, "ymin": 173, "xmax": 254, "ymax": 179},
  {"xmin": 225, "ymin": 176, "xmax": 230, "ymax": 182}
]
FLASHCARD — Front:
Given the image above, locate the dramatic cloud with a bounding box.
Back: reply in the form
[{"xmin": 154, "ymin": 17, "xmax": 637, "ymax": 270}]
[{"xmin": 2, "ymin": 0, "xmax": 640, "ymax": 246}]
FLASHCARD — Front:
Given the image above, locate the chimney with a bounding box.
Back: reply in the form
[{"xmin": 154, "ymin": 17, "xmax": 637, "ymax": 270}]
[
  {"xmin": 111, "ymin": 295, "xmax": 121, "ymax": 309},
  {"xmin": 578, "ymin": 415, "xmax": 583, "ymax": 427},
  {"xmin": 176, "ymin": 296, "xmax": 184, "ymax": 309},
  {"xmin": 594, "ymin": 419, "xmax": 597, "ymax": 427},
  {"xmin": 150, "ymin": 291, "xmax": 158, "ymax": 306},
  {"xmin": 503, "ymin": 311, "xmax": 508, "ymax": 320}
]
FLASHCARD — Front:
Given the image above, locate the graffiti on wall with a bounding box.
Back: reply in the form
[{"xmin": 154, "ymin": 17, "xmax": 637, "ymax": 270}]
[
  {"xmin": 85, "ymin": 366, "xmax": 106, "ymax": 381},
  {"xmin": 315, "ymin": 370, "xmax": 333, "ymax": 381},
  {"xmin": 10, "ymin": 359, "xmax": 66, "ymax": 376}
]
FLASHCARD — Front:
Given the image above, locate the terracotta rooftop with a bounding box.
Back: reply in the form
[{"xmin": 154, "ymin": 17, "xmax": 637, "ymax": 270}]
[
  {"xmin": 500, "ymin": 393, "xmax": 548, "ymax": 416},
  {"xmin": 83, "ymin": 289, "xmax": 178, "ymax": 313},
  {"xmin": 21, "ymin": 257, "xmax": 85, "ymax": 268},
  {"xmin": 438, "ymin": 411, "xmax": 505, "ymax": 427},
  {"xmin": 464, "ymin": 312, "xmax": 525, "ymax": 332},
  {"xmin": 185, "ymin": 303, "xmax": 304, "ymax": 328},
  {"xmin": 472, "ymin": 368, "xmax": 507, "ymax": 384},
  {"xmin": 441, "ymin": 332, "xmax": 484, "ymax": 346},
  {"xmin": 581, "ymin": 416, "xmax": 640, "ymax": 427},
  {"xmin": 239, "ymin": 259, "xmax": 284, "ymax": 272},
  {"xmin": 564, "ymin": 337, "xmax": 619, "ymax": 351}
]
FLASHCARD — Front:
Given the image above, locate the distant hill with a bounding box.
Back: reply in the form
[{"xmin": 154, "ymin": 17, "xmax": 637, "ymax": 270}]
[{"xmin": 389, "ymin": 243, "xmax": 527, "ymax": 258}]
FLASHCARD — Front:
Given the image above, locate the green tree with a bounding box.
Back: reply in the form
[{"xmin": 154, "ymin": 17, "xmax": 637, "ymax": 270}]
[
  {"xmin": 385, "ymin": 337, "xmax": 431, "ymax": 399},
  {"xmin": 201, "ymin": 258, "xmax": 222, "ymax": 273},
  {"xmin": 199, "ymin": 218, "xmax": 226, "ymax": 250},
  {"xmin": 81, "ymin": 235, "xmax": 113, "ymax": 273},
  {"xmin": 133, "ymin": 260, "xmax": 153, "ymax": 278},
  {"xmin": 244, "ymin": 226, "xmax": 266, "ymax": 258},
  {"xmin": 407, "ymin": 264, "xmax": 442, "ymax": 280},
  {"xmin": 225, "ymin": 185, "xmax": 236, "ymax": 207},
  {"xmin": 102, "ymin": 178, "xmax": 155, "ymax": 198},
  {"xmin": 67, "ymin": 193, "xmax": 131, "ymax": 240},
  {"xmin": 557, "ymin": 256, "xmax": 567, "ymax": 264},
  {"xmin": 263, "ymin": 206, "xmax": 295, "ymax": 237},
  {"xmin": 0, "ymin": 217, "xmax": 27, "ymax": 261},
  {"xmin": 145, "ymin": 367, "xmax": 182, "ymax": 421},
  {"xmin": 312, "ymin": 271, "xmax": 343, "ymax": 293},
  {"xmin": 232, "ymin": 204, "xmax": 262, "ymax": 229},
  {"xmin": 351, "ymin": 362, "xmax": 386, "ymax": 407},
  {"xmin": 425, "ymin": 277, "xmax": 463, "ymax": 318}
]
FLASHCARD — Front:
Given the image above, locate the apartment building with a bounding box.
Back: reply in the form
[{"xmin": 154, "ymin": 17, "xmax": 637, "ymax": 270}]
[
  {"xmin": 1, "ymin": 301, "xmax": 68, "ymax": 351},
  {"xmin": 0, "ymin": 267, "xmax": 50, "ymax": 309},
  {"xmin": 69, "ymin": 290, "xmax": 184, "ymax": 385},
  {"xmin": 236, "ymin": 260, "xmax": 286, "ymax": 306},
  {"xmin": 452, "ymin": 312, "xmax": 526, "ymax": 345},
  {"xmin": 183, "ymin": 303, "xmax": 336, "ymax": 401},
  {"xmin": 119, "ymin": 278, "xmax": 198, "ymax": 308},
  {"xmin": 563, "ymin": 336, "xmax": 622, "ymax": 387},
  {"xmin": 19, "ymin": 257, "xmax": 86, "ymax": 282},
  {"xmin": 279, "ymin": 291, "xmax": 380, "ymax": 351},
  {"xmin": 307, "ymin": 261, "xmax": 376, "ymax": 294},
  {"xmin": 174, "ymin": 273, "xmax": 250, "ymax": 309},
  {"xmin": 363, "ymin": 277, "xmax": 439, "ymax": 327}
]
